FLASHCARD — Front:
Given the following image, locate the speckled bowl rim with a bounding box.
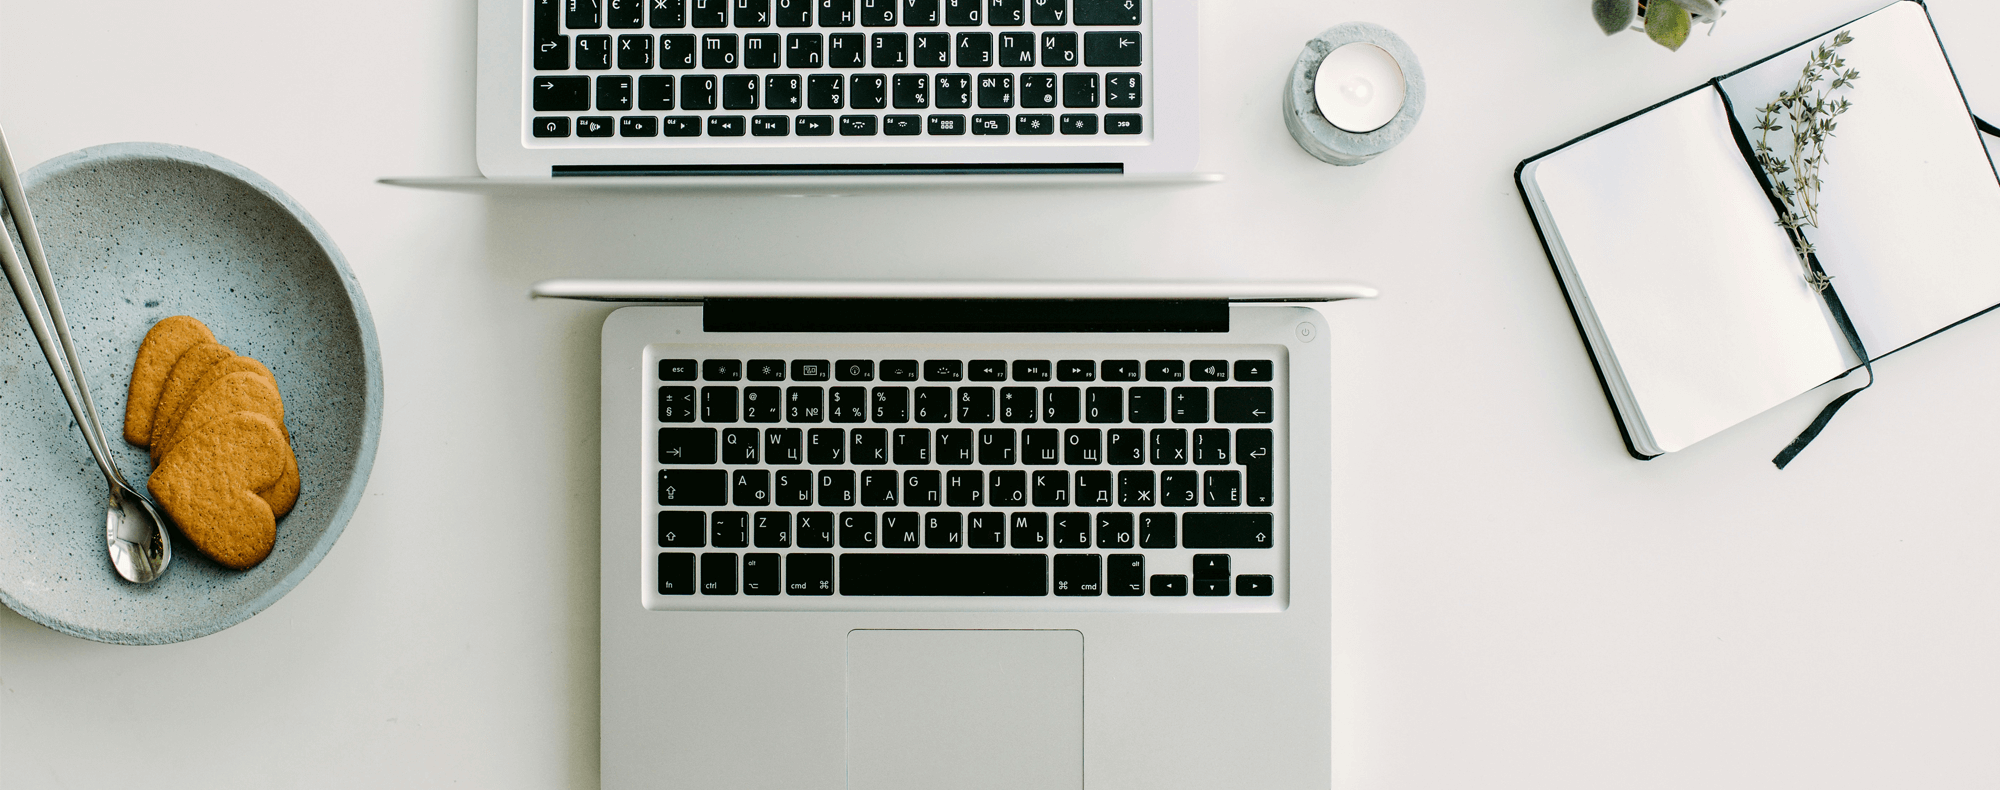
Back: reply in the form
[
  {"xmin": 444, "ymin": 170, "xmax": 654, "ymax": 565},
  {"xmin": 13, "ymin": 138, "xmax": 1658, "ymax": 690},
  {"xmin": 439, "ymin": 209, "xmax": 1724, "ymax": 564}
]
[{"xmin": 3, "ymin": 142, "xmax": 383, "ymax": 645}]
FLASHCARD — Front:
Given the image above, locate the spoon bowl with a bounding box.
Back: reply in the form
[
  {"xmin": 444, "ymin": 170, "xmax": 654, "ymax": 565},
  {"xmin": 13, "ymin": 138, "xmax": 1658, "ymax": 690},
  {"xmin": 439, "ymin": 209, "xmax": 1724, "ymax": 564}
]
[{"xmin": 107, "ymin": 484, "xmax": 173, "ymax": 584}]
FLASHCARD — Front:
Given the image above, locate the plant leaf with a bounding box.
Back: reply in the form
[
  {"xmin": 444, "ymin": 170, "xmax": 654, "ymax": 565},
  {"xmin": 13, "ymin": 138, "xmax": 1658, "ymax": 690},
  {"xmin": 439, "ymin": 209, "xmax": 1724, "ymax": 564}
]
[
  {"xmin": 1646, "ymin": 1, "xmax": 1691, "ymax": 50},
  {"xmin": 1664, "ymin": 0, "xmax": 1720, "ymax": 21},
  {"xmin": 1593, "ymin": 0, "xmax": 1638, "ymax": 35}
]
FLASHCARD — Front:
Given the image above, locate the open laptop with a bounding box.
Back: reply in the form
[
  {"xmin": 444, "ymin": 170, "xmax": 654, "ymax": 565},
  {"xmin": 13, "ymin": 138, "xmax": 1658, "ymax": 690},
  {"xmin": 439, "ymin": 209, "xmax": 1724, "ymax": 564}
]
[
  {"xmin": 569, "ymin": 280, "xmax": 1373, "ymax": 788},
  {"xmin": 476, "ymin": 0, "xmax": 1197, "ymax": 177}
]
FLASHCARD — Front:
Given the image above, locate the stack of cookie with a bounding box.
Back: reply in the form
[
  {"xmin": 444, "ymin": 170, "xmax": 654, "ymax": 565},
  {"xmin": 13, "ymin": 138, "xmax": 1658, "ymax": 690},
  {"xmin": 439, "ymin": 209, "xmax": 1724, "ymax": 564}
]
[{"xmin": 123, "ymin": 316, "xmax": 300, "ymax": 570}]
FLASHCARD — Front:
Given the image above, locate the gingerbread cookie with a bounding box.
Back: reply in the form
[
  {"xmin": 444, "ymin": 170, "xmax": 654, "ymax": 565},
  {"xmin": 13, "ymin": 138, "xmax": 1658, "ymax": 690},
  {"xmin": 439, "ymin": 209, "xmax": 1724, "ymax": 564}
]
[
  {"xmin": 148, "ymin": 411, "xmax": 291, "ymax": 570},
  {"xmin": 122, "ymin": 316, "xmax": 216, "ymax": 446},
  {"xmin": 151, "ymin": 369, "xmax": 300, "ymax": 517},
  {"xmin": 148, "ymin": 342, "xmax": 235, "ymax": 448}
]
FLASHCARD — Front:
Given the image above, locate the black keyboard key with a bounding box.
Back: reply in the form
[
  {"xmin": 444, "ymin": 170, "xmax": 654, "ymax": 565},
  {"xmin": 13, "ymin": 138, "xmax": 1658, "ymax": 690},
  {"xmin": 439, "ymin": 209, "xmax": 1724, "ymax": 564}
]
[
  {"xmin": 883, "ymin": 512, "xmax": 921, "ymax": 547},
  {"xmin": 659, "ymin": 511, "xmax": 707, "ymax": 547},
  {"xmin": 914, "ymin": 32, "xmax": 951, "ymax": 66},
  {"xmin": 1149, "ymin": 574, "xmax": 1186, "ymax": 596},
  {"xmin": 804, "ymin": 75, "xmax": 846, "ymax": 109},
  {"xmin": 765, "ymin": 427, "xmax": 804, "ymax": 464},
  {"xmin": 745, "ymin": 33, "xmax": 782, "ymax": 66},
  {"xmin": 1017, "ymin": 113, "xmax": 1054, "ymax": 134},
  {"xmin": 1117, "ymin": 470, "xmax": 1153, "ymax": 506},
  {"xmin": 1082, "ymin": 31, "xmax": 1141, "ymax": 66},
  {"xmin": 1099, "ymin": 360, "xmax": 1140, "ymax": 382},
  {"xmin": 1052, "ymin": 512, "xmax": 1089, "ymax": 547},
  {"xmin": 1062, "ymin": 73, "xmax": 1099, "ymax": 108},
  {"xmin": 743, "ymin": 553, "xmax": 781, "ymax": 595},
  {"xmin": 945, "ymin": 468, "xmax": 983, "ymax": 503},
  {"xmin": 1194, "ymin": 579, "xmax": 1228, "ymax": 596},
  {"xmin": 861, "ymin": 469, "xmax": 898, "ymax": 505},
  {"xmin": 830, "ymin": 32, "xmax": 866, "ymax": 65},
  {"xmin": 840, "ymin": 114, "xmax": 878, "ymax": 135},
  {"xmin": 1139, "ymin": 512, "xmax": 1175, "ymax": 548},
  {"xmin": 1096, "ymin": 513, "xmax": 1133, "ymax": 548},
  {"xmin": 1128, "ymin": 388, "xmax": 1164, "ymax": 422},
  {"xmin": 1106, "ymin": 72, "xmax": 1142, "ymax": 107},
  {"xmin": 956, "ymin": 360, "xmax": 1003, "ymax": 381},
  {"xmin": 1193, "ymin": 553, "xmax": 1229, "ymax": 579},
  {"xmin": 786, "ymin": 387, "xmax": 823, "ymax": 422},
  {"xmin": 903, "ymin": 470, "xmax": 942, "ymax": 507},
  {"xmin": 885, "ymin": 114, "xmax": 922, "ymax": 134},
  {"xmin": 928, "ymin": 114, "xmax": 966, "ymax": 134},
  {"xmin": 978, "ymin": 429, "xmax": 1016, "ymax": 465},
  {"xmin": 701, "ymin": 552, "xmax": 738, "ymax": 594},
  {"xmin": 1030, "ymin": 0, "xmax": 1065, "ymax": 24},
  {"xmin": 1052, "ymin": 554, "xmax": 1100, "ymax": 596},
  {"xmin": 732, "ymin": 470, "xmax": 770, "ymax": 506},
  {"xmin": 925, "ymin": 512, "xmax": 963, "ymax": 548},
  {"xmin": 661, "ymin": 33, "xmax": 697, "ymax": 67},
  {"xmin": 692, "ymin": 0, "xmax": 728, "ymax": 25},
  {"xmin": 638, "ymin": 75, "xmax": 676, "ymax": 109},
  {"xmin": 1183, "ymin": 513, "xmax": 1272, "ymax": 548},
  {"xmin": 1238, "ymin": 429, "xmax": 1273, "ymax": 507},
  {"xmin": 570, "ymin": 0, "xmax": 604, "ymax": 28},
  {"xmin": 819, "ymin": 0, "xmax": 855, "ymax": 25},
  {"xmin": 1215, "ymin": 387, "xmax": 1273, "ymax": 423},
  {"xmin": 722, "ymin": 72, "xmax": 758, "ymax": 107},
  {"xmin": 1000, "ymin": 387, "xmax": 1038, "ymax": 423},
  {"xmin": 536, "ymin": 0, "xmax": 562, "ymax": 36},
  {"xmin": 840, "ymin": 554, "xmax": 1047, "ymax": 595},
  {"xmin": 850, "ymin": 428, "xmax": 887, "ymax": 464},
  {"xmin": 1074, "ymin": 0, "xmax": 1138, "ymax": 25},
  {"xmin": 1193, "ymin": 429, "xmax": 1230, "ymax": 465},
  {"xmin": 535, "ymin": 34, "xmax": 570, "ymax": 69},
  {"xmin": 735, "ymin": 0, "xmax": 773, "ymax": 26},
  {"xmin": 991, "ymin": 470, "xmax": 1027, "ymax": 508},
  {"xmin": 1104, "ymin": 113, "xmax": 1141, "ymax": 134},
  {"xmin": 787, "ymin": 33, "xmax": 825, "ymax": 69},
  {"xmin": 660, "ymin": 386, "xmax": 696, "ymax": 422},
  {"xmin": 998, "ymin": 32, "xmax": 1035, "ymax": 66},
  {"xmin": 891, "ymin": 361, "xmax": 924, "ymax": 386},
  {"xmin": 956, "ymin": 32, "xmax": 992, "ymax": 66},
  {"xmin": 916, "ymin": 360, "xmax": 960, "ymax": 382},
  {"xmin": 1160, "ymin": 470, "xmax": 1198, "ymax": 507},
  {"xmin": 1060, "ymin": 113, "xmax": 1097, "ymax": 134},
  {"xmin": 534, "ymin": 76, "xmax": 591, "ymax": 111},
  {"xmin": 1108, "ymin": 429, "xmax": 1144, "ymax": 465},
  {"xmin": 1146, "ymin": 360, "xmax": 1184, "ymax": 381},
  {"xmin": 1012, "ymin": 360, "xmax": 1052, "ymax": 381},
  {"xmin": 663, "ymin": 115, "xmax": 701, "ymax": 135},
  {"xmin": 1234, "ymin": 360, "xmax": 1274, "ymax": 381},
  {"xmin": 744, "ymin": 386, "xmax": 782, "ymax": 421},
  {"xmin": 893, "ymin": 428, "xmax": 931, "ymax": 464},
  {"xmin": 989, "ymin": 0, "xmax": 1024, "ymax": 24},
  {"xmin": 722, "ymin": 427, "xmax": 760, "ymax": 463},
  {"xmin": 660, "ymin": 552, "xmax": 696, "ymax": 594},
  {"xmin": 872, "ymin": 387, "xmax": 909, "ymax": 422},
  {"xmin": 653, "ymin": 0, "xmax": 688, "ymax": 27},
  {"xmin": 977, "ymin": 73, "xmax": 1015, "ymax": 108},
  {"xmin": 936, "ymin": 73, "xmax": 972, "ymax": 107},
  {"xmin": 577, "ymin": 116, "xmax": 614, "ymax": 136},
  {"xmin": 818, "ymin": 470, "xmax": 856, "ymax": 506},
  {"xmin": 1171, "ymin": 387, "xmax": 1208, "ymax": 423},
  {"xmin": 861, "ymin": 0, "xmax": 896, "ymax": 24},
  {"xmin": 683, "ymin": 74, "xmax": 720, "ymax": 109},
  {"xmin": 578, "ymin": 34, "xmax": 614, "ymax": 68},
  {"xmin": 787, "ymin": 553, "xmax": 835, "ymax": 594},
  {"xmin": 1055, "ymin": 360, "xmax": 1094, "ymax": 381},
  {"xmin": 1076, "ymin": 470, "xmax": 1111, "ymax": 507},
  {"xmin": 904, "ymin": 0, "xmax": 940, "ymax": 25},
  {"xmin": 1150, "ymin": 428, "xmax": 1186, "ymax": 465},
  {"xmin": 1043, "ymin": 388, "xmax": 1081, "ymax": 423},
  {"xmin": 1107, "ymin": 553, "xmax": 1143, "ymax": 596},
  {"xmin": 830, "ymin": 387, "xmax": 868, "ymax": 422},
  {"xmin": 532, "ymin": 116, "xmax": 571, "ymax": 137},
  {"xmin": 796, "ymin": 512, "xmax": 835, "ymax": 547},
  {"xmin": 1064, "ymin": 429, "xmax": 1101, "ymax": 465},
  {"xmin": 711, "ymin": 511, "xmax": 750, "ymax": 547},
  {"xmin": 617, "ymin": 32, "xmax": 654, "ymax": 66},
  {"xmin": 893, "ymin": 73, "xmax": 930, "ymax": 108},
  {"xmin": 705, "ymin": 360, "xmax": 743, "ymax": 381},
  {"xmin": 1034, "ymin": 471, "xmax": 1071, "ymax": 507},
  {"xmin": 1203, "ymin": 470, "xmax": 1241, "ymax": 507},
  {"xmin": 1041, "ymin": 31, "xmax": 1077, "ymax": 66},
  {"xmin": 968, "ymin": 512, "xmax": 1005, "ymax": 547},
  {"xmin": 942, "ymin": 429, "xmax": 979, "ymax": 465},
  {"xmin": 774, "ymin": 0, "xmax": 810, "ymax": 24},
  {"xmin": 1021, "ymin": 73, "xmax": 1057, "ymax": 107},
  {"xmin": 701, "ymin": 387, "xmax": 737, "ymax": 422},
  {"xmin": 956, "ymin": 387, "xmax": 994, "ymax": 423},
  {"xmin": 870, "ymin": 32, "xmax": 907, "ymax": 67},
  {"xmin": 1236, "ymin": 574, "xmax": 1273, "ymax": 596},
  {"xmin": 659, "ymin": 428, "xmax": 718, "ymax": 464},
  {"xmin": 598, "ymin": 75, "xmax": 634, "ymax": 110},
  {"xmin": 945, "ymin": 0, "xmax": 980, "ymax": 24},
  {"xmin": 1009, "ymin": 511, "xmax": 1046, "ymax": 547},
  {"xmin": 703, "ymin": 33, "xmax": 739, "ymax": 68},
  {"xmin": 1022, "ymin": 429, "xmax": 1059, "ymax": 465},
  {"xmin": 660, "ymin": 360, "xmax": 698, "ymax": 381},
  {"xmin": 840, "ymin": 512, "xmax": 878, "ymax": 547},
  {"xmin": 972, "ymin": 114, "xmax": 1010, "ymax": 134},
  {"xmin": 1187, "ymin": 360, "xmax": 1226, "ymax": 382},
  {"xmin": 1084, "ymin": 387, "xmax": 1121, "ymax": 423},
  {"xmin": 754, "ymin": 511, "xmax": 793, "ymax": 547}
]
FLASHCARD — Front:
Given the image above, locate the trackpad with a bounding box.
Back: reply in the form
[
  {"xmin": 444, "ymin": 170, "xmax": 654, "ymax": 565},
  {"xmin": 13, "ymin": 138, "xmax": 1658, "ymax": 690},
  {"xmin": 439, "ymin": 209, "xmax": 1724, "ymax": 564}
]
[{"xmin": 846, "ymin": 630, "xmax": 1083, "ymax": 790}]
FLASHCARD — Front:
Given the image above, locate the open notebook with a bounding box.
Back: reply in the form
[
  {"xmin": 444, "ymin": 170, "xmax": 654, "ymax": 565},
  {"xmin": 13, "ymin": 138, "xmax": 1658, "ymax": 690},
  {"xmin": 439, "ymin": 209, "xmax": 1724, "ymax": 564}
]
[{"xmin": 1518, "ymin": 0, "xmax": 2000, "ymax": 460}]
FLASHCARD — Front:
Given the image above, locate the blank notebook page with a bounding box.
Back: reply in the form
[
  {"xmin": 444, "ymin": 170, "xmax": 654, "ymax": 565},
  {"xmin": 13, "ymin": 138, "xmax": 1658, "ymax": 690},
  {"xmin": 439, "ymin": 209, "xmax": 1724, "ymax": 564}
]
[
  {"xmin": 1721, "ymin": 0, "xmax": 2000, "ymax": 357},
  {"xmin": 1532, "ymin": 87, "xmax": 1851, "ymax": 453}
]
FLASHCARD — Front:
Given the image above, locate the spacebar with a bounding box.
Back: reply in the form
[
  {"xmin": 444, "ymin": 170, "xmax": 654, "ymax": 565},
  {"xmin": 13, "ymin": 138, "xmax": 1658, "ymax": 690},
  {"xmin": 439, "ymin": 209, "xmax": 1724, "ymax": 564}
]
[{"xmin": 839, "ymin": 554, "xmax": 1049, "ymax": 596}]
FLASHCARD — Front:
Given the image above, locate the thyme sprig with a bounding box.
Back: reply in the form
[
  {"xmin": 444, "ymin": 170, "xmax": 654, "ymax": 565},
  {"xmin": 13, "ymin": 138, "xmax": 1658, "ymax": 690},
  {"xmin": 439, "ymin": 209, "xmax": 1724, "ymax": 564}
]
[{"xmin": 1752, "ymin": 30, "xmax": 1860, "ymax": 292}]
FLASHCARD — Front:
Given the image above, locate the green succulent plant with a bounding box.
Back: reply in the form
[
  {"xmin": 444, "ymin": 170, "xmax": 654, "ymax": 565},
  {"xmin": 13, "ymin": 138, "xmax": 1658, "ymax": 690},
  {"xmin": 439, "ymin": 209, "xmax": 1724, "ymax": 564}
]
[{"xmin": 1593, "ymin": 0, "xmax": 1728, "ymax": 51}]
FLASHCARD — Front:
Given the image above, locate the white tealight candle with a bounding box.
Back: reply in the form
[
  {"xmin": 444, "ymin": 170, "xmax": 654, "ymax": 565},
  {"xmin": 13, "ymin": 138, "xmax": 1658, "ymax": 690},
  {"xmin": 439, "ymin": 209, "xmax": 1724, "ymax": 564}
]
[{"xmin": 1313, "ymin": 43, "xmax": 1407, "ymax": 133}]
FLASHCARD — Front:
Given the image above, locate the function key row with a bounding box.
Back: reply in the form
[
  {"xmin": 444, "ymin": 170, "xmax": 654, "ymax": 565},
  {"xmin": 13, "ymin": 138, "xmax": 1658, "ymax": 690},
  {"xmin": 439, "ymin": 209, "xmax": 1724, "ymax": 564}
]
[
  {"xmin": 659, "ymin": 358, "xmax": 1271, "ymax": 382},
  {"xmin": 546, "ymin": 0, "xmax": 1142, "ymax": 33}
]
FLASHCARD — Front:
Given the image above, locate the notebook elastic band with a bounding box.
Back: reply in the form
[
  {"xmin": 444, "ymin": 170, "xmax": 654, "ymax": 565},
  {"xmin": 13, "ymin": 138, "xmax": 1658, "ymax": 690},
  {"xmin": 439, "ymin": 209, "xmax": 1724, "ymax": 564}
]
[{"xmin": 1978, "ymin": 115, "xmax": 2000, "ymax": 138}]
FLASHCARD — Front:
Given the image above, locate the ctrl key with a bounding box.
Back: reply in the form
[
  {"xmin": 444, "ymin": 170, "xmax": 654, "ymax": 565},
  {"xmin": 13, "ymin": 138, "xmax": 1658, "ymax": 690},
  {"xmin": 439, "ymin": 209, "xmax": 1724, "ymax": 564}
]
[{"xmin": 658, "ymin": 552, "xmax": 695, "ymax": 595}]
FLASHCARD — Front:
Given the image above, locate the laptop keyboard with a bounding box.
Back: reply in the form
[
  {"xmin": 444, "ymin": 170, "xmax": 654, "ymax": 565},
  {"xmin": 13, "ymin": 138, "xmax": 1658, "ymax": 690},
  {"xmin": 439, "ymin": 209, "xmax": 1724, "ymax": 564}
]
[
  {"xmin": 530, "ymin": 0, "xmax": 1151, "ymax": 143},
  {"xmin": 646, "ymin": 346, "xmax": 1288, "ymax": 611}
]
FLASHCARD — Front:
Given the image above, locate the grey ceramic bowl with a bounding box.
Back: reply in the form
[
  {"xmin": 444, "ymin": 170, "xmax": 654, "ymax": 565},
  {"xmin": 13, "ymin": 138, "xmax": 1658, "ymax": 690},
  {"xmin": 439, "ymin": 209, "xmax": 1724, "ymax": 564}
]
[{"xmin": 0, "ymin": 143, "xmax": 382, "ymax": 644}]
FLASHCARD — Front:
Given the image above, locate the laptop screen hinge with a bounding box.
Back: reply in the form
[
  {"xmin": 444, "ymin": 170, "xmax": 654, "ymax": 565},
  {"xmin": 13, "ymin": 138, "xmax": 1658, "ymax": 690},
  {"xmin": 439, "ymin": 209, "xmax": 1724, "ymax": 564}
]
[{"xmin": 702, "ymin": 299, "xmax": 1229, "ymax": 333}]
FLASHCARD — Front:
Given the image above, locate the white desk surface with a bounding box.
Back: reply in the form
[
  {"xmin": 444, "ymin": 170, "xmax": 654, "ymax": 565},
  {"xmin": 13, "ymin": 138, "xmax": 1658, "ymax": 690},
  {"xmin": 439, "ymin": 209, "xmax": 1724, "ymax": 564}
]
[{"xmin": 5, "ymin": 0, "xmax": 1999, "ymax": 787}]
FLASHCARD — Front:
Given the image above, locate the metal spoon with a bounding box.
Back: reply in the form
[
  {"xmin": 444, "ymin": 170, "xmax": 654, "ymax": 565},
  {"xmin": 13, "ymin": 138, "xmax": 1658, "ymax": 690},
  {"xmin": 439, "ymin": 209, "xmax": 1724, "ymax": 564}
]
[{"xmin": 0, "ymin": 126, "xmax": 172, "ymax": 583}]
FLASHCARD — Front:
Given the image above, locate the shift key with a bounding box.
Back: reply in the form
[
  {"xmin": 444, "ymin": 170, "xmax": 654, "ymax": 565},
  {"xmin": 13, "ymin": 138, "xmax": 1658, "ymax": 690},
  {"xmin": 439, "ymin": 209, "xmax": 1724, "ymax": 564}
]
[
  {"xmin": 659, "ymin": 469, "xmax": 728, "ymax": 506},
  {"xmin": 1182, "ymin": 513, "xmax": 1273, "ymax": 549}
]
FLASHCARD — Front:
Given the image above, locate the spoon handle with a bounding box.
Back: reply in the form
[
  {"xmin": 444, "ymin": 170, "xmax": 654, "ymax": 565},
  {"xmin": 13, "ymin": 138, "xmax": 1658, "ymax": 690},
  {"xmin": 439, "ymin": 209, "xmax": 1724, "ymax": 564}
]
[{"xmin": 0, "ymin": 127, "xmax": 125, "ymax": 491}]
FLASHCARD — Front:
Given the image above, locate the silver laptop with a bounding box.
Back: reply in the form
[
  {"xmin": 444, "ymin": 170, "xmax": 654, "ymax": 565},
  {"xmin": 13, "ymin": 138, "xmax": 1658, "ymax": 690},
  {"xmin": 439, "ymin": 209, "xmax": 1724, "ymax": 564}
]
[
  {"xmin": 477, "ymin": 0, "xmax": 1198, "ymax": 177},
  {"xmin": 582, "ymin": 280, "xmax": 1372, "ymax": 788}
]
